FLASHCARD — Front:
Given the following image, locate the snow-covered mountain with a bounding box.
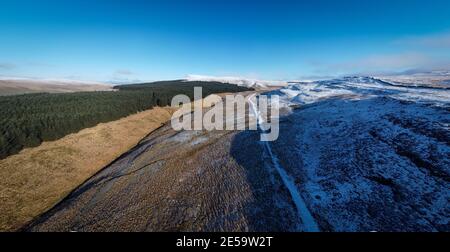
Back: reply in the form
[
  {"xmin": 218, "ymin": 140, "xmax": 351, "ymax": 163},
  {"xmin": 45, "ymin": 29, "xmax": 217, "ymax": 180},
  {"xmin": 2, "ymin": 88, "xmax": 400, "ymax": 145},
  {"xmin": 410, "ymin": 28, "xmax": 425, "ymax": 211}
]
[
  {"xmin": 378, "ymin": 70, "xmax": 450, "ymax": 88},
  {"xmin": 23, "ymin": 75, "xmax": 449, "ymax": 231},
  {"xmin": 185, "ymin": 74, "xmax": 287, "ymax": 88},
  {"xmin": 262, "ymin": 76, "xmax": 450, "ymax": 231},
  {"xmin": 270, "ymin": 76, "xmax": 450, "ymax": 108}
]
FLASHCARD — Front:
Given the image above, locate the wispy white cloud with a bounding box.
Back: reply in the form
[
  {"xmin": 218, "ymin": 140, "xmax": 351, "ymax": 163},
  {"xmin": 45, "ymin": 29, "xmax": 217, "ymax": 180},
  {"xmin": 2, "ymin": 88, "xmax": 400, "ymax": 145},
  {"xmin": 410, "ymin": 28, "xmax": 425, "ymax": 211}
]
[
  {"xmin": 395, "ymin": 32, "xmax": 450, "ymax": 48},
  {"xmin": 25, "ymin": 62, "xmax": 54, "ymax": 67},
  {"xmin": 305, "ymin": 31, "xmax": 450, "ymax": 77},
  {"xmin": 309, "ymin": 52, "xmax": 450, "ymax": 76},
  {"xmin": 108, "ymin": 69, "xmax": 146, "ymax": 84},
  {"xmin": 349, "ymin": 53, "xmax": 431, "ymax": 69},
  {"xmin": 114, "ymin": 69, "xmax": 134, "ymax": 76},
  {"xmin": 0, "ymin": 63, "xmax": 16, "ymax": 70},
  {"xmin": 108, "ymin": 69, "xmax": 141, "ymax": 84}
]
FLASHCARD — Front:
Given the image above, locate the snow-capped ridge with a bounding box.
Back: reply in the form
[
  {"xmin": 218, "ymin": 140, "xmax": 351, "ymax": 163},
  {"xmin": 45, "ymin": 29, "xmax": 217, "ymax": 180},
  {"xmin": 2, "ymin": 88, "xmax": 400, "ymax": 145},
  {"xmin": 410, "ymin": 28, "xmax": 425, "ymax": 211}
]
[
  {"xmin": 185, "ymin": 74, "xmax": 287, "ymax": 88},
  {"xmin": 271, "ymin": 75, "xmax": 450, "ymax": 108}
]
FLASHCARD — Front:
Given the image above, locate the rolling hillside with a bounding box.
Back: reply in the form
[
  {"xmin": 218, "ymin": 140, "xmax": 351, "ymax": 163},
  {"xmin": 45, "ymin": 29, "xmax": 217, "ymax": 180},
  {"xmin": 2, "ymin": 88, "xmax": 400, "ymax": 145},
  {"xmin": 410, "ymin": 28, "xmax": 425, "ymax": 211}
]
[
  {"xmin": 0, "ymin": 80, "xmax": 252, "ymax": 159},
  {"xmin": 0, "ymin": 79, "xmax": 112, "ymax": 96}
]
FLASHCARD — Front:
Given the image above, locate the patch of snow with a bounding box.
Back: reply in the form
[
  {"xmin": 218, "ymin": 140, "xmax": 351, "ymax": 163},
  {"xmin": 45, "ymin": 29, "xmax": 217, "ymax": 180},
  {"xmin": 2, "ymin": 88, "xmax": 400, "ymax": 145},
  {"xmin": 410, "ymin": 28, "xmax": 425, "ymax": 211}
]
[
  {"xmin": 185, "ymin": 74, "xmax": 287, "ymax": 88},
  {"xmin": 270, "ymin": 76, "xmax": 450, "ymax": 108},
  {"xmin": 190, "ymin": 136, "xmax": 209, "ymax": 146},
  {"xmin": 169, "ymin": 130, "xmax": 203, "ymax": 143},
  {"xmin": 377, "ymin": 70, "xmax": 450, "ymax": 88},
  {"xmin": 263, "ymin": 75, "xmax": 450, "ymax": 231},
  {"xmin": 248, "ymin": 94, "xmax": 320, "ymax": 231}
]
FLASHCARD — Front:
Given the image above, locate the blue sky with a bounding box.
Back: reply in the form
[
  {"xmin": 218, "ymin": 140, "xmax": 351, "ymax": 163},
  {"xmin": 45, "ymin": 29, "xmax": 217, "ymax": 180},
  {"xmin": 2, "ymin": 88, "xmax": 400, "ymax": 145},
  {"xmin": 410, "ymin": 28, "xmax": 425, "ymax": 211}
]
[{"xmin": 1, "ymin": 0, "xmax": 450, "ymax": 82}]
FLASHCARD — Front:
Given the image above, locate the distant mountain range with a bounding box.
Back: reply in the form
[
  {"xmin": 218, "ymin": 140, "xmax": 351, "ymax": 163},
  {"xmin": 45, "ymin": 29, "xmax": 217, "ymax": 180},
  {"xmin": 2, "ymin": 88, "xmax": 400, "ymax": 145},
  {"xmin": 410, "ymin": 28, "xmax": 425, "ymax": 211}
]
[
  {"xmin": 185, "ymin": 71, "xmax": 450, "ymax": 89},
  {"xmin": 2, "ymin": 70, "xmax": 449, "ymax": 96},
  {"xmin": 185, "ymin": 74, "xmax": 287, "ymax": 88},
  {"xmin": 377, "ymin": 70, "xmax": 450, "ymax": 88},
  {"xmin": 24, "ymin": 73, "xmax": 450, "ymax": 231},
  {"xmin": 0, "ymin": 78, "xmax": 112, "ymax": 96}
]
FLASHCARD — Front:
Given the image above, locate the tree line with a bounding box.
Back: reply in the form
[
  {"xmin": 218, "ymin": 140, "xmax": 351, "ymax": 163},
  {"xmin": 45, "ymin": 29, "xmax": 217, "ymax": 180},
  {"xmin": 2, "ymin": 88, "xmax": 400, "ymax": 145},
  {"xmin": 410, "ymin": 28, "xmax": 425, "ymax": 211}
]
[{"xmin": 0, "ymin": 80, "xmax": 251, "ymax": 159}]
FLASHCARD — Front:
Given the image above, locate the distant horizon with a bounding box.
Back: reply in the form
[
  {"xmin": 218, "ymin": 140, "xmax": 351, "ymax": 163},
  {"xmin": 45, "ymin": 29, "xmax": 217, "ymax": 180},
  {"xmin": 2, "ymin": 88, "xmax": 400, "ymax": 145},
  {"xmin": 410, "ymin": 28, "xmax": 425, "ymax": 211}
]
[
  {"xmin": 1, "ymin": 0, "xmax": 450, "ymax": 82},
  {"xmin": 2, "ymin": 68, "xmax": 450, "ymax": 86}
]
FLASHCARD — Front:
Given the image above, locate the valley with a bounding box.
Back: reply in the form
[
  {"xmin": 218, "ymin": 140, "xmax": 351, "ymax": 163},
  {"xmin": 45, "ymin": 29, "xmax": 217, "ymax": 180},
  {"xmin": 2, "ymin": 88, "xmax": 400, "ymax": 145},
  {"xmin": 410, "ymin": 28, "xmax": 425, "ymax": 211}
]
[{"xmin": 24, "ymin": 76, "xmax": 450, "ymax": 231}]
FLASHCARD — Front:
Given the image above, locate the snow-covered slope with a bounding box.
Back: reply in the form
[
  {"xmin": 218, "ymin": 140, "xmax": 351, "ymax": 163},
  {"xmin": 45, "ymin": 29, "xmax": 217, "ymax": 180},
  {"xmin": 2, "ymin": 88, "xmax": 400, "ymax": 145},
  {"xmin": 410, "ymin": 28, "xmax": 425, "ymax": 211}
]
[
  {"xmin": 270, "ymin": 76, "xmax": 450, "ymax": 108},
  {"xmin": 185, "ymin": 74, "xmax": 287, "ymax": 88},
  {"xmin": 262, "ymin": 76, "xmax": 450, "ymax": 231},
  {"xmin": 378, "ymin": 71, "xmax": 450, "ymax": 89}
]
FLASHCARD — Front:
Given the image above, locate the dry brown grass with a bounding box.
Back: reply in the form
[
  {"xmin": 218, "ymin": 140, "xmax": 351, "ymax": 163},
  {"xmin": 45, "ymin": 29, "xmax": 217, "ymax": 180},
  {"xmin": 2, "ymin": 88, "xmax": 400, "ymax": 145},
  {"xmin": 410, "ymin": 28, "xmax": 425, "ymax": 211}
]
[
  {"xmin": 0, "ymin": 80, "xmax": 113, "ymax": 96},
  {"xmin": 26, "ymin": 91, "xmax": 297, "ymax": 232},
  {"xmin": 0, "ymin": 106, "xmax": 175, "ymax": 231},
  {"xmin": 0, "ymin": 93, "xmax": 231, "ymax": 231}
]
